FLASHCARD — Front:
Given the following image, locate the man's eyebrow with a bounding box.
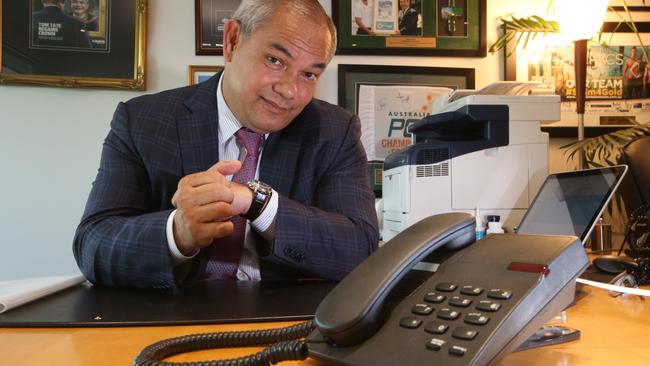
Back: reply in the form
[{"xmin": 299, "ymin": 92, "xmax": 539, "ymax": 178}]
[{"xmin": 270, "ymin": 43, "xmax": 327, "ymax": 70}]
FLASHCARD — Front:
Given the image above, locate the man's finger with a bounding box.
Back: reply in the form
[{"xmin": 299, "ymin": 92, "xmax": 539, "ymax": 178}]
[{"xmin": 208, "ymin": 160, "xmax": 242, "ymax": 176}]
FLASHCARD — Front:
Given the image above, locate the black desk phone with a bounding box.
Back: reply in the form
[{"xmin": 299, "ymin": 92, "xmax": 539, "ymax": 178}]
[{"xmin": 134, "ymin": 212, "xmax": 589, "ymax": 366}]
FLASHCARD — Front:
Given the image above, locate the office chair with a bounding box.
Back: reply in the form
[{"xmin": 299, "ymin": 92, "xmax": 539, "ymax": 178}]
[
  {"xmin": 593, "ymin": 136, "xmax": 650, "ymax": 278},
  {"xmin": 618, "ymin": 135, "xmax": 650, "ymax": 216}
]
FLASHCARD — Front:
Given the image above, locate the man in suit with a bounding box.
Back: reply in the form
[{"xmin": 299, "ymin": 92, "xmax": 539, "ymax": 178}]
[
  {"xmin": 73, "ymin": 0, "xmax": 379, "ymax": 292},
  {"xmin": 397, "ymin": 0, "xmax": 420, "ymax": 36},
  {"xmin": 31, "ymin": 0, "xmax": 91, "ymax": 49}
]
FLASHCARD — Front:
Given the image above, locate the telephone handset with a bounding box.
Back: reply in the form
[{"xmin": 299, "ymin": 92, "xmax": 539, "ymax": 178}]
[
  {"xmin": 314, "ymin": 212, "xmax": 475, "ymax": 346},
  {"xmin": 134, "ymin": 212, "xmax": 588, "ymax": 366}
]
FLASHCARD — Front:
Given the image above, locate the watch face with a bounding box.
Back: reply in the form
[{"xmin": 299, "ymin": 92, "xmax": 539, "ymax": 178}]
[{"xmin": 249, "ymin": 180, "xmax": 271, "ymax": 193}]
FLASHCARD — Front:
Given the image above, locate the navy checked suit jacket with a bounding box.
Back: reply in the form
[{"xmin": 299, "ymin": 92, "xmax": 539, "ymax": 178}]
[{"xmin": 73, "ymin": 73, "xmax": 379, "ymax": 291}]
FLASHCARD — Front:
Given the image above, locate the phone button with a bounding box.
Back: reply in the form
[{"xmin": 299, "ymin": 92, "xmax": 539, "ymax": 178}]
[
  {"xmin": 412, "ymin": 304, "xmax": 434, "ymax": 315},
  {"xmin": 488, "ymin": 288, "xmax": 513, "ymax": 300},
  {"xmin": 452, "ymin": 327, "xmax": 478, "ymax": 340},
  {"xmin": 460, "ymin": 285, "xmax": 484, "ymax": 296},
  {"xmin": 449, "ymin": 345, "xmax": 468, "ymax": 356},
  {"xmin": 449, "ymin": 296, "xmax": 473, "ymax": 307},
  {"xmin": 465, "ymin": 312, "xmax": 490, "ymax": 325},
  {"xmin": 437, "ymin": 308, "xmax": 461, "ymax": 320},
  {"xmin": 424, "ymin": 321, "xmax": 449, "ymax": 334},
  {"xmin": 435, "ymin": 283, "xmax": 457, "ymax": 292},
  {"xmin": 424, "ymin": 292, "xmax": 446, "ymax": 303},
  {"xmin": 425, "ymin": 338, "xmax": 446, "ymax": 351},
  {"xmin": 476, "ymin": 300, "xmax": 502, "ymax": 312},
  {"xmin": 399, "ymin": 317, "xmax": 423, "ymax": 329}
]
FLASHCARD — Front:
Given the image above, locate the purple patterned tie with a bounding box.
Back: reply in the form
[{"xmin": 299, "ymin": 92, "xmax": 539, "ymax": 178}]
[{"xmin": 207, "ymin": 128, "xmax": 264, "ymax": 280}]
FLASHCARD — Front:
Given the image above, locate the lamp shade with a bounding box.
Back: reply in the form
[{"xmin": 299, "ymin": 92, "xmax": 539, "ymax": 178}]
[{"xmin": 555, "ymin": 0, "xmax": 608, "ymax": 41}]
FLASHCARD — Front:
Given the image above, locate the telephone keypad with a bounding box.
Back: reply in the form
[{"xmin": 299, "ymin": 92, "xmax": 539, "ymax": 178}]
[
  {"xmin": 399, "ymin": 282, "xmax": 512, "ymax": 358},
  {"xmin": 449, "ymin": 296, "xmax": 473, "ymax": 307},
  {"xmin": 412, "ymin": 304, "xmax": 434, "ymax": 315}
]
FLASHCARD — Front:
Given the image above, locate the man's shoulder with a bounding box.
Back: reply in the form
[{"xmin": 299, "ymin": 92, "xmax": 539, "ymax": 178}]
[
  {"xmin": 123, "ymin": 83, "xmax": 206, "ymax": 111},
  {"xmin": 302, "ymin": 99, "xmax": 355, "ymax": 122},
  {"xmin": 292, "ymin": 99, "xmax": 358, "ymax": 139}
]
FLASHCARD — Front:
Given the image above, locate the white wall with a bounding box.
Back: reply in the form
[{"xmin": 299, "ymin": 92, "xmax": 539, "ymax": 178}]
[{"xmin": 0, "ymin": 0, "xmax": 551, "ymax": 280}]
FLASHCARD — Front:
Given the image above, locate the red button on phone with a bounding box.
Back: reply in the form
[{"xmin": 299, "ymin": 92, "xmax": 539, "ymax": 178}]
[{"xmin": 508, "ymin": 262, "xmax": 550, "ymax": 277}]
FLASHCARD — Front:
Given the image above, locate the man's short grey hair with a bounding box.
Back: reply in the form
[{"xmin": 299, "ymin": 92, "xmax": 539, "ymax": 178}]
[{"xmin": 232, "ymin": 0, "xmax": 337, "ymax": 59}]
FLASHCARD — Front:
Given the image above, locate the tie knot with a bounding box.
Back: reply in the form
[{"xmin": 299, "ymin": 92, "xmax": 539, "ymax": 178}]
[{"xmin": 235, "ymin": 128, "xmax": 263, "ymax": 158}]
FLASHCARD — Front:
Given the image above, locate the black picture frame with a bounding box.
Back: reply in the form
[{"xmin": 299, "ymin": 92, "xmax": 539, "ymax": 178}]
[
  {"xmin": 0, "ymin": 0, "xmax": 146, "ymax": 90},
  {"xmin": 333, "ymin": 0, "xmax": 486, "ymax": 57},
  {"xmin": 195, "ymin": 0, "xmax": 240, "ymax": 55},
  {"xmin": 338, "ymin": 64, "xmax": 475, "ymax": 114}
]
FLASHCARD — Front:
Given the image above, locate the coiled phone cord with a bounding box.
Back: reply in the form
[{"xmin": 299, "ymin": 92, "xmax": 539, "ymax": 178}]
[{"xmin": 133, "ymin": 320, "xmax": 315, "ymax": 366}]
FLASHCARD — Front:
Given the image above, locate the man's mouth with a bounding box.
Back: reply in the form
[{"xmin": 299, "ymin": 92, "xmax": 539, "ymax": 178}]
[{"xmin": 261, "ymin": 97, "xmax": 289, "ymax": 114}]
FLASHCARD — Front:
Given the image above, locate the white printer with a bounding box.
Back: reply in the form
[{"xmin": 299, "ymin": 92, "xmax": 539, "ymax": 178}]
[{"xmin": 381, "ymin": 95, "xmax": 560, "ymax": 241}]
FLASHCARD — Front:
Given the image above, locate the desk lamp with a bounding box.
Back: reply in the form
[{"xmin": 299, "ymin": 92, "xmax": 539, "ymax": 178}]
[{"xmin": 555, "ymin": 0, "xmax": 609, "ymax": 169}]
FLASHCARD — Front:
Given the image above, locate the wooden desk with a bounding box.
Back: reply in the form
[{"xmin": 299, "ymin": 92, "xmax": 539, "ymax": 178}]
[{"xmin": 1, "ymin": 284, "xmax": 648, "ymax": 366}]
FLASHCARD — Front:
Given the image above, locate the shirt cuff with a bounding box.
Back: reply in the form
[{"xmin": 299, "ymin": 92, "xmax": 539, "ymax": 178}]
[
  {"xmin": 251, "ymin": 188, "xmax": 278, "ymax": 233},
  {"xmin": 166, "ymin": 209, "xmax": 199, "ymax": 266}
]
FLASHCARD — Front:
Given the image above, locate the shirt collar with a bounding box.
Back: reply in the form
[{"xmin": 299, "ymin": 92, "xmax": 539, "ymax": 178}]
[{"xmin": 217, "ymin": 74, "xmax": 243, "ymax": 144}]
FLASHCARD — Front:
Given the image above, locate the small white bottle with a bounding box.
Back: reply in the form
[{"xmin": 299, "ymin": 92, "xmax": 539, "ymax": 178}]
[
  {"xmin": 475, "ymin": 207, "xmax": 486, "ymax": 240},
  {"xmin": 486, "ymin": 215, "xmax": 505, "ymax": 234}
]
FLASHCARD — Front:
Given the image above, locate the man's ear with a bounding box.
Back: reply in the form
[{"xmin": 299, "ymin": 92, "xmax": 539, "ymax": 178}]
[{"xmin": 223, "ymin": 19, "xmax": 242, "ymax": 62}]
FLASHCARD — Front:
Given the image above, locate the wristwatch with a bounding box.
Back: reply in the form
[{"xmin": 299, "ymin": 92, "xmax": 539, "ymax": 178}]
[{"xmin": 242, "ymin": 179, "xmax": 273, "ymax": 221}]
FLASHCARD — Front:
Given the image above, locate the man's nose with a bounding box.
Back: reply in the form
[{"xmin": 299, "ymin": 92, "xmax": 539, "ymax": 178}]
[{"xmin": 273, "ymin": 74, "xmax": 297, "ymax": 99}]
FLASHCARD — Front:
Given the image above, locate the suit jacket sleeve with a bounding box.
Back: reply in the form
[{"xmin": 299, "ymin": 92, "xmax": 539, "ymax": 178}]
[
  {"xmin": 73, "ymin": 102, "xmax": 192, "ymax": 292},
  {"xmin": 262, "ymin": 107, "xmax": 379, "ymax": 281}
]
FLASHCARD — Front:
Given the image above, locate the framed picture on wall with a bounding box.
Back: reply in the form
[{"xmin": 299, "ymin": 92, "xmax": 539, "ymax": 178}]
[
  {"xmin": 338, "ymin": 64, "xmax": 475, "ymax": 114},
  {"xmin": 333, "ymin": 0, "xmax": 486, "ymax": 57},
  {"xmin": 195, "ymin": 0, "xmax": 240, "ymax": 55},
  {"xmin": 188, "ymin": 65, "xmax": 223, "ymax": 85},
  {"xmin": 0, "ymin": 0, "xmax": 147, "ymax": 90}
]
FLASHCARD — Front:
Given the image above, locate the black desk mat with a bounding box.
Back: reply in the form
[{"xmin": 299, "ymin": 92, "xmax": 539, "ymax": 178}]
[{"xmin": 0, "ymin": 280, "xmax": 336, "ymax": 327}]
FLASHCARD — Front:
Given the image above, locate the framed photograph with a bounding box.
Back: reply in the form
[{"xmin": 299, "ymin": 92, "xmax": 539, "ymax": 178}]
[
  {"xmin": 195, "ymin": 0, "xmax": 240, "ymax": 55},
  {"xmin": 338, "ymin": 64, "xmax": 475, "ymax": 114},
  {"xmin": 0, "ymin": 0, "xmax": 146, "ymax": 90},
  {"xmin": 188, "ymin": 65, "xmax": 223, "ymax": 85},
  {"xmin": 333, "ymin": 0, "xmax": 486, "ymax": 57}
]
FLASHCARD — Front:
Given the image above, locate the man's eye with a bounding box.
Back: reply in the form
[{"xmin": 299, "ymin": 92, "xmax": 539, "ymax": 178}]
[
  {"xmin": 304, "ymin": 72, "xmax": 318, "ymax": 82},
  {"xmin": 266, "ymin": 56, "xmax": 282, "ymax": 66}
]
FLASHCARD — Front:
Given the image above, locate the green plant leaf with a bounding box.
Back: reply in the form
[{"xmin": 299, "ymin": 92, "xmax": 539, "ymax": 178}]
[{"xmin": 489, "ymin": 16, "xmax": 559, "ymax": 54}]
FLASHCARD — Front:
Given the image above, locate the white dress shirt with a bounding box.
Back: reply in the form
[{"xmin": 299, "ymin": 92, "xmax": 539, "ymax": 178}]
[{"xmin": 165, "ymin": 75, "xmax": 279, "ymax": 281}]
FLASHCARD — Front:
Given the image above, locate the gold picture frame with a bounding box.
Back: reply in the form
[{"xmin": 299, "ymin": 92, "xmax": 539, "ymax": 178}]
[
  {"xmin": 0, "ymin": 0, "xmax": 147, "ymax": 90},
  {"xmin": 188, "ymin": 65, "xmax": 223, "ymax": 85}
]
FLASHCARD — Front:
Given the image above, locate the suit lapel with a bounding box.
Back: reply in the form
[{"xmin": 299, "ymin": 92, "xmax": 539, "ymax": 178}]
[
  {"xmin": 177, "ymin": 73, "xmax": 222, "ymax": 175},
  {"xmin": 260, "ymin": 118, "xmax": 303, "ymax": 197}
]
